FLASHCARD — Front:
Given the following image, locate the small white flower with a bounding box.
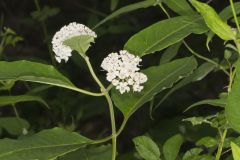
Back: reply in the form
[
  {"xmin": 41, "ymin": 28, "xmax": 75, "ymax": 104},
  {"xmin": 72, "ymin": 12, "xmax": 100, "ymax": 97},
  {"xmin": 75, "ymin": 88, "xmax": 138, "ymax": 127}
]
[
  {"xmin": 127, "ymin": 78, "xmax": 134, "ymax": 85},
  {"xmin": 52, "ymin": 22, "xmax": 97, "ymax": 63},
  {"xmin": 133, "ymin": 84, "xmax": 144, "ymax": 92},
  {"xmin": 101, "ymin": 50, "xmax": 147, "ymax": 94},
  {"xmin": 116, "ymin": 82, "xmax": 130, "ymax": 94},
  {"xmin": 112, "ymin": 79, "xmax": 119, "ymax": 86},
  {"xmin": 106, "ymin": 72, "xmax": 116, "ymax": 81},
  {"xmin": 133, "ymin": 72, "xmax": 148, "ymax": 84}
]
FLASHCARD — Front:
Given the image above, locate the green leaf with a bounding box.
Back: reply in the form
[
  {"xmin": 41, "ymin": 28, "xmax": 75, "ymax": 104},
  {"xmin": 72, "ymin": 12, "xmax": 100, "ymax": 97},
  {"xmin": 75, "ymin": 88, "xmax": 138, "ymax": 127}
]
[
  {"xmin": 124, "ymin": 16, "xmax": 208, "ymax": 57},
  {"xmin": 206, "ymin": 2, "xmax": 240, "ymax": 50},
  {"xmin": 226, "ymin": 61, "xmax": 240, "ymax": 133},
  {"xmin": 196, "ymin": 137, "xmax": 218, "ymax": 148},
  {"xmin": 59, "ymin": 145, "xmax": 112, "ymax": 160},
  {"xmin": 112, "ymin": 57, "xmax": 197, "ymax": 118},
  {"xmin": 94, "ymin": 0, "xmax": 158, "ymax": 29},
  {"xmin": 133, "ymin": 136, "xmax": 160, "ymax": 160},
  {"xmin": 190, "ymin": 0, "xmax": 235, "ymax": 41},
  {"xmin": 111, "ymin": 0, "xmax": 119, "ymax": 11},
  {"xmin": 0, "ymin": 117, "xmax": 29, "ymax": 136},
  {"xmin": 185, "ymin": 98, "xmax": 226, "ymax": 112},
  {"xmin": 182, "ymin": 148, "xmax": 203, "ymax": 160},
  {"xmin": 64, "ymin": 35, "xmax": 95, "ymax": 57},
  {"xmin": 0, "ymin": 127, "xmax": 92, "ymax": 160},
  {"xmin": 0, "ymin": 60, "xmax": 81, "ymax": 92},
  {"xmin": 156, "ymin": 62, "xmax": 215, "ymax": 108},
  {"xmin": 162, "ymin": 0, "xmax": 195, "ymax": 15},
  {"xmin": 0, "ymin": 95, "xmax": 49, "ymax": 108},
  {"xmin": 163, "ymin": 134, "xmax": 184, "ymax": 160},
  {"xmin": 231, "ymin": 142, "xmax": 240, "ymax": 160},
  {"xmin": 183, "ymin": 116, "xmax": 213, "ymax": 126},
  {"xmin": 160, "ymin": 42, "xmax": 181, "ymax": 64}
]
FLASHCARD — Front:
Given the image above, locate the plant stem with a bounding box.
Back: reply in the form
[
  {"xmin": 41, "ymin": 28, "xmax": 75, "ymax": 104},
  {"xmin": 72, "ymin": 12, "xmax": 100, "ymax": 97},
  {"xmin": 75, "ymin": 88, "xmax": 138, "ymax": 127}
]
[
  {"xmin": 34, "ymin": 0, "xmax": 56, "ymax": 66},
  {"xmin": 230, "ymin": 0, "xmax": 240, "ymax": 33},
  {"xmin": 228, "ymin": 68, "xmax": 236, "ymax": 92},
  {"xmin": 116, "ymin": 118, "xmax": 128, "ymax": 136},
  {"xmin": 85, "ymin": 56, "xmax": 117, "ymax": 160},
  {"xmin": 91, "ymin": 135, "xmax": 113, "ymax": 144},
  {"xmin": 12, "ymin": 104, "xmax": 20, "ymax": 118},
  {"xmin": 158, "ymin": 4, "xmax": 230, "ymax": 76},
  {"xmin": 159, "ymin": 3, "xmax": 170, "ymax": 18},
  {"xmin": 183, "ymin": 41, "xmax": 230, "ymax": 76},
  {"xmin": 215, "ymin": 129, "xmax": 227, "ymax": 160},
  {"xmin": 67, "ymin": 86, "xmax": 104, "ymax": 96},
  {"xmin": 7, "ymin": 89, "xmax": 26, "ymax": 133}
]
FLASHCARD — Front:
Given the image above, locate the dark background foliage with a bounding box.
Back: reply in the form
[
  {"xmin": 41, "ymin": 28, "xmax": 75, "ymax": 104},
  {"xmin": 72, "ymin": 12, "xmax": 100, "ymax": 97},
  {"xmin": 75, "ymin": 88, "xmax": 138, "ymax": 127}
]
[{"xmin": 0, "ymin": 0, "xmax": 230, "ymax": 157}]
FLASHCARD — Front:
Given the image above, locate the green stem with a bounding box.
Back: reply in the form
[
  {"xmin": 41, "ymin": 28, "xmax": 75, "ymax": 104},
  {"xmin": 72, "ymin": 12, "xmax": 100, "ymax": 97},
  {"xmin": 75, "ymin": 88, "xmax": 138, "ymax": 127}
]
[
  {"xmin": 116, "ymin": 118, "xmax": 128, "ymax": 136},
  {"xmin": 85, "ymin": 56, "xmax": 117, "ymax": 160},
  {"xmin": 66, "ymin": 86, "xmax": 104, "ymax": 97},
  {"xmin": 12, "ymin": 104, "xmax": 20, "ymax": 118},
  {"xmin": 7, "ymin": 89, "xmax": 26, "ymax": 133},
  {"xmin": 159, "ymin": 4, "xmax": 230, "ymax": 76},
  {"xmin": 90, "ymin": 135, "xmax": 113, "ymax": 144},
  {"xmin": 183, "ymin": 41, "xmax": 230, "ymax": 76},
  {"xmin": 159, "ymin": 3, "xmax": 170, "ymax": 18},
  {"xmin": 230, "ymin": 0, "xmax": 240, "ymax": 33},
  {"xmin": 34, "ymin": 0, "xmax": 56, "ymax": 66},
  {"xmin": 215, "ymin": 129, "xmax": 227, "ymax": 160},
  {"xmin": 228, "ymin": 68, "xmax": 236, "ymax": 92}
]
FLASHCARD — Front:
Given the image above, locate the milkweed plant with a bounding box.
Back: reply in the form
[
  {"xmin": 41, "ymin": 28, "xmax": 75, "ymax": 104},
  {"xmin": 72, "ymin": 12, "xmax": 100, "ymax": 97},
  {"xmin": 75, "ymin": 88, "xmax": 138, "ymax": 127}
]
[{"xmin": 0, "ymin": 0, "xmax": 240, "ymax": 160}]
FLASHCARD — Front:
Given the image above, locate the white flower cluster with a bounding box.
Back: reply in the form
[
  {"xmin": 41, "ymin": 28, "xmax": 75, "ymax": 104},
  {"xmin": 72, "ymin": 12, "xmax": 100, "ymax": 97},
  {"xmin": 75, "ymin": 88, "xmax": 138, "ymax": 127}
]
[
  {"xmin": 101, "ymin": 50, "xmax": 147, "ymax": 94},
  {"xmin": 52, "ymin": 22, "xmax": 97, "ymax": 63}
]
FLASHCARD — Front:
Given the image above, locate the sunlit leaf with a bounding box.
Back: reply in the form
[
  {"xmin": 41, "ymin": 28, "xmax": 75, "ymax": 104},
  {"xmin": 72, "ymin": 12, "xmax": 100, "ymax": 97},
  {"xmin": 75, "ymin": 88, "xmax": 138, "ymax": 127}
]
[
  {"xmin": 190, "ymin": 0, "xmax": 235, "ymax": 41},
  {"xmin": 231, "ymin": 142, "xmax": 240, "ymax": 160},
  {"xmin": 206, "ymin": 2, "xmax": 240, "ymax": 49}
]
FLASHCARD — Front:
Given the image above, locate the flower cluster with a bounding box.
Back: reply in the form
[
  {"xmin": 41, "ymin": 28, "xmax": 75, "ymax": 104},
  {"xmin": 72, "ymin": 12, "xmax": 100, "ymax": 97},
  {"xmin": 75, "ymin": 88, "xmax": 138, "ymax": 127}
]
[
  {"xmin": 52, "ymin": 22, "xmax": 97, "ymax": 63},
  {"xmin": 101, "ymin": 50, "xmax": 147, "ymax": 94}
]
